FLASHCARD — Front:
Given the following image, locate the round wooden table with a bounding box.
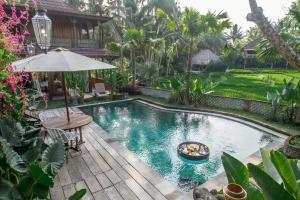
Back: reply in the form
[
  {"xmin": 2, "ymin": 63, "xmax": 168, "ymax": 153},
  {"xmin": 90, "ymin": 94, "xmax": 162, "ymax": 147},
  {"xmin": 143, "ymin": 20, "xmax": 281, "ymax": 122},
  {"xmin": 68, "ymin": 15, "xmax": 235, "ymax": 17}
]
[{"xmin": 42, "ymin": 113, "xmax": 92, "ymax": 144}]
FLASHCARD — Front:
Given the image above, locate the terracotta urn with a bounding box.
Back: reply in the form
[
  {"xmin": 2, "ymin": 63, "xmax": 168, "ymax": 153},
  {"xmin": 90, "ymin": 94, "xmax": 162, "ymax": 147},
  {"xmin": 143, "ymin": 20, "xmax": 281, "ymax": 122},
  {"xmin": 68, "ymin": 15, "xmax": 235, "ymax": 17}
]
[{"xmin": 223, "ymin": 183, "xmax": 247, "ymax": 200}]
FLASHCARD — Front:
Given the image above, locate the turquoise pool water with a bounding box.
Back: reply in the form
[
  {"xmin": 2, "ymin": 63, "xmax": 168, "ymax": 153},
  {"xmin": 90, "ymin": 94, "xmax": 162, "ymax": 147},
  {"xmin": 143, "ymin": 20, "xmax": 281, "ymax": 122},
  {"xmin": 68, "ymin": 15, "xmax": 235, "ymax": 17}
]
[{"xmin": 80, "ymin": 101, "xmax": 274, "ymax": 191}]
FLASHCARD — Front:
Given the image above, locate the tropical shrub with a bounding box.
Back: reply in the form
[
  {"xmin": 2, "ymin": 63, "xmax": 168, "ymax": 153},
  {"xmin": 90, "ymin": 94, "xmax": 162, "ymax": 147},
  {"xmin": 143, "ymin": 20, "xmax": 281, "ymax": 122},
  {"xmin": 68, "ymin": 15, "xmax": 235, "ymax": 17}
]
[
  {"xmin": 160, "ymin": 75, "xmax": 185, "ymax": 104},
  {"xmin": 266, "ymin": 79, "xmax": 300, "ymax": 122},
  {"xmin": 222, "ymin": 149, "xmax": 300, "ymax": 200},
  {"xmin": 190, "ymin": 75, "xmax": 221, "ymax": 105},
  {"xmin": 266, "ymin": 91, "xmax": 282, "ymax": 121},
  {"xmin": 280, "ymin": 79, "xmax": 300, "ymax": 122}
]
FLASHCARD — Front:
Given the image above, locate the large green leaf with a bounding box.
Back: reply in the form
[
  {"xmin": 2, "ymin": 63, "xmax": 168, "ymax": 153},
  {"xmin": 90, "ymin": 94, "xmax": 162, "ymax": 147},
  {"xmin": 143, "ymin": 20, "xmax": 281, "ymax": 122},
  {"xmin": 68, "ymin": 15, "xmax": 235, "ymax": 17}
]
[
  {"xmin": 260, "ymin": 148, "xmax": 282, "ymax": 183},
  {"xmin": 68, "ymin": 189, "xmax": 87, "ymax": 200},
  {"xmin": 289, "ymin": 159, "xmax": 300, "ymax": 181},
  {"xmin": 221, "ymin": 152, "xmax": 263, "ymax": 200},
  {"xmin": 0, "ymin": 179, "xmax": 23, "ymax": 200},
  {"xmin": 0, "ymin": 138, "xmax": 27, "ymax": 173},
  {"xmin": 270, "ymin": 151, "xmax": 300, "ymax": 198},
  {"xmin": 18, "ymin": 165, "xmax": 54, "ymax": 199},
  {"xmin": 29, "ymin": 164, "xmax": 54, "ymax": 187},
  {"xmin": 248, "ymin": 163, "xmax": 295, "ymax": 200},
  {"xmin": 18, "ymin": 176, "xmax": 35, "ymax": 199},
  {"xmin": 221, "ymin": 152, "xmax": 249, "ymax": 185},
  {"xmin": 41, "ymin": 140, "xmax": 65, "ymax": 176}
]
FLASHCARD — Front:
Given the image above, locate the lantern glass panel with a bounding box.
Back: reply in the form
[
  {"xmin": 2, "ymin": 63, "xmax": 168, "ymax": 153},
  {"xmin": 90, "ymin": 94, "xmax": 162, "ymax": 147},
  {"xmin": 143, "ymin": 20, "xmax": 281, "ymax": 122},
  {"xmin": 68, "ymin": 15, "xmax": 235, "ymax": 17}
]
[{"xmin": 32, "ymin": 10, "xmax": 52, "ymax": 51}]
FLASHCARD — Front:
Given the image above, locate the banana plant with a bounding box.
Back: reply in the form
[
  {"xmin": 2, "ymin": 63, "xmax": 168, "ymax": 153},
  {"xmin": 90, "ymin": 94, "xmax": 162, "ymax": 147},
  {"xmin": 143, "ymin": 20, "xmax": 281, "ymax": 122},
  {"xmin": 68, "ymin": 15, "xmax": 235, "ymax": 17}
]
[
  {"xmin": 281, "ymin": 78, "xmax": 300, "ymax": 122},
  {"xmin": 267, "ymin": 91, "xmax": 282, "ymax": 121},
  {"xmin": 222, "ymin": 149, "xmax": 300, "ymax": 200}
]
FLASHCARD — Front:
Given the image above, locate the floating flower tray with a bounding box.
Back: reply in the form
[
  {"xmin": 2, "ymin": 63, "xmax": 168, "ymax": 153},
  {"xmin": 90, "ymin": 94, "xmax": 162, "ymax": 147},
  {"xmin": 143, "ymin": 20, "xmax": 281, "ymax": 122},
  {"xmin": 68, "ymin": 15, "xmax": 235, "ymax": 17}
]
[{"xmin": 177, "ymin": 141, "xmax": 209, "ymax": 160}]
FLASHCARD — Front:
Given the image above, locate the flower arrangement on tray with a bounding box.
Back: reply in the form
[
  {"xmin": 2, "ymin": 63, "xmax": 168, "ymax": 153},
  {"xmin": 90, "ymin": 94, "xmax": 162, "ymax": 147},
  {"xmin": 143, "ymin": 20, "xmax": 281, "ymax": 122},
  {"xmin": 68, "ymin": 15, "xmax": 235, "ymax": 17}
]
[{"xmin": 177, "ymin": 142, "xmax": 209, "ymax": 160}]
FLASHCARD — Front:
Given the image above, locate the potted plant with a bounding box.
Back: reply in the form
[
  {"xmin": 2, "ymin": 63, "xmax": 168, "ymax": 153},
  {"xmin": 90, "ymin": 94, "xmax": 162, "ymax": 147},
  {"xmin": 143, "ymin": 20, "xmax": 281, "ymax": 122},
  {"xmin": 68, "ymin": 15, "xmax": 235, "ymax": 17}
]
[
  {"xmin": 223, "ymin": 183, "xmax": 247, "ymax": 200},
  {"xmin": 283, "ymin": 135, "xmax": 300, "ymax": 159}
]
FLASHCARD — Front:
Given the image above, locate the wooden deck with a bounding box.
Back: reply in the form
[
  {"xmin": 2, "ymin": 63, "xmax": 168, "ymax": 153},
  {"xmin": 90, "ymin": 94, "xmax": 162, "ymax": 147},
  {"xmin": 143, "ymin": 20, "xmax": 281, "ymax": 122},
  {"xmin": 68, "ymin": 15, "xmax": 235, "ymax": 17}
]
[{"xmin": 44, "ymin": 107, "xmax": 192, "ymax": 200}]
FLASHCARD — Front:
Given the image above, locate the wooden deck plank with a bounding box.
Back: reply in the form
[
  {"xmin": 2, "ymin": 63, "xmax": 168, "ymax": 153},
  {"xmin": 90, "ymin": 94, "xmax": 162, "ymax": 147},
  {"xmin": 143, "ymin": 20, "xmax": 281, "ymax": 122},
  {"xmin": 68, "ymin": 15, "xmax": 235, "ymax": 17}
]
[
  {"xmin": 75, "ymin": 181, "xmax": 94, "ymax": 200},
  {"xmin": 62, "ymin": 184, "xmax": 76, "ymax": 199},
  {"xmin": 65, "ymin": 154, "xmax": 83, "ymax": 183},
  {"xmin": 96, "ymin": 173, "xmax": 113, "ymax": 189},
  {"xmin": 125, "ymin": 178, "xmax": 153, "ymax": 200},
  {"xmin": 84, "ymin": 176, "xmax": 102, "ymax": 193},
  {"xmin": 73, "ymin": 156, "xmax": 93, "ymax": 179},
  {"xmin": 105, "ymin": 169, "xmax": 122, "ymax": 185},
  {"xmin": 89, "ymin": 150, "xmax": 111, "ymax": 172},
  {"xmin": 115, "ymin": 181, "xmax": 139, "ymax": 200},
  {"xmin": 104, "ymin": 186, "xmax": 124, "ymax": 200},
  {"xmin": 70, "ymin": 145, "xmax": 88, "ymax": 158},
  {"xmin": 58, "ymin": 162, "xmax": 72, "ymax": 186},
  {"xmin": 96, "ymin": 148, "xmax": 120, "ymax": 168},
  {"xmin": 93, "ymin": 190, "xmax": 110, "ymax": 200},
  {"xmin": 49, "ymin": 175, "xmax": 65, "ymax": 200},
  {"xmin": 112, "ymin": 163, "xmax": 131, "ymax": 180},
  {"xmin": 123, "ymin": 165, "xmax": 167, "ymax": 200},
  {"xmin": 82, "ymin": 152, "xmax": 103, "ymax": 175}
]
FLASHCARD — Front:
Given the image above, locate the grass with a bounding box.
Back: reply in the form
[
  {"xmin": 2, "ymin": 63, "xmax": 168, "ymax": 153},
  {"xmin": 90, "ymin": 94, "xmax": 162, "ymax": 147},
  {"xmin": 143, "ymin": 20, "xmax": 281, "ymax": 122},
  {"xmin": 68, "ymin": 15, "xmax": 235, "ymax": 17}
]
[
  {"xmin": 157, "ymin": 69, "xmax": 300, "ymax": 101},
  {"xmin": 211, "ymin": 69, "xmax": 300, "ymax": 101}
]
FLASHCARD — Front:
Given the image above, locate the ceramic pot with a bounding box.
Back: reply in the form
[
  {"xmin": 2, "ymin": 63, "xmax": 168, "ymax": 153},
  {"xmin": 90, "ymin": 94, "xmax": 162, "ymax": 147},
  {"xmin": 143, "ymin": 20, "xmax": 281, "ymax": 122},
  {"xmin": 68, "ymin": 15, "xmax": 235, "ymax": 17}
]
[{"xmin": 223, "ymin": 183, "xmax": 247, "ymax": 200}]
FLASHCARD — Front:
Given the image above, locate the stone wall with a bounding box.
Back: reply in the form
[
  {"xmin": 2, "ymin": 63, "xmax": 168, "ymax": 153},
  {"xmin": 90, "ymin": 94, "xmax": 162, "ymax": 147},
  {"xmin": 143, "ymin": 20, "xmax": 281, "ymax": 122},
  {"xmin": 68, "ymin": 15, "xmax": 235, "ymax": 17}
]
[
  {"xmin": 140, "ymin": 87, "xmax": 275, "ymax": 117},
  {"xmin": 140, "ymin": 87, "xmax": 172, "ymax": 99}
]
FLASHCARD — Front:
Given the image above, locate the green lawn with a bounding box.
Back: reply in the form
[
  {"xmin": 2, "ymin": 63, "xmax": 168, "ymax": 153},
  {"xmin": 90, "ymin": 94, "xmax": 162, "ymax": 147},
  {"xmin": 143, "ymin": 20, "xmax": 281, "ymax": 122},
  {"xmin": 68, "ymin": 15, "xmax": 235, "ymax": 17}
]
[{"xmin": 195, "ymin": 69, "xmax": 300, "ymax": 101}]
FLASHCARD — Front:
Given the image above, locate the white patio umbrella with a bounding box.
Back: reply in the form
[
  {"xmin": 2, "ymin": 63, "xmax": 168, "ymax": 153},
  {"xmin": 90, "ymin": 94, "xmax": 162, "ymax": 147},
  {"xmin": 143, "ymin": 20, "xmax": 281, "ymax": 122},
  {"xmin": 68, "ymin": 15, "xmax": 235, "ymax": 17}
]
[{"xmin": 12, "ymin": 48, "xmax": 116, "ymax": 121}]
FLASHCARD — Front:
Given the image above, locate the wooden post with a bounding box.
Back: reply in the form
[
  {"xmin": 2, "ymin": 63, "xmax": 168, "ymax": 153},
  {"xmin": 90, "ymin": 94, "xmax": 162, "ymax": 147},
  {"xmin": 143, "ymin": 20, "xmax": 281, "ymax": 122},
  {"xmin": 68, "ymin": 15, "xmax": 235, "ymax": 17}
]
[
  {"xmin": 71, "ymin": 19, "xmax": 77, "ymax": 48},
  {"xmin": 98, "ymin": 22, "xmax": 104, "ymax": 48},
  {"xmin": 88, "ymin": 71, "xmax": 92, "ymax": 92},
  {"xmin": 61, "ymin": 72, "xmax": 70, "ymax": 122},
  {"xmin": 48, "ymin": 72, "xmax": 55, "ymax": 100}
]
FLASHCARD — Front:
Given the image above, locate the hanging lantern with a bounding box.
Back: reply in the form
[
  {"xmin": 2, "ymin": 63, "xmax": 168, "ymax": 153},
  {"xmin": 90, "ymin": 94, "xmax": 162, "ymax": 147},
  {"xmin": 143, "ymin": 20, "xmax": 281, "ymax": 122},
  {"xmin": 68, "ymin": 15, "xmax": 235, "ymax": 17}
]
[{"xmin": 32, "ymin": 9, "xmax": 52, "ymax": 53}]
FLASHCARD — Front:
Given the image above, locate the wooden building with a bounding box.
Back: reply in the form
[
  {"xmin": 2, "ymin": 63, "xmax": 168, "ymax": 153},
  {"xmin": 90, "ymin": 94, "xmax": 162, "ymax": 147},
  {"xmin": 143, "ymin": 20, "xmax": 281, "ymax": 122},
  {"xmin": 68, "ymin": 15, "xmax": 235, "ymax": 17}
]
[{"xmin": 18, "ymin": 0, "xmax": 118, "ymax": 99}]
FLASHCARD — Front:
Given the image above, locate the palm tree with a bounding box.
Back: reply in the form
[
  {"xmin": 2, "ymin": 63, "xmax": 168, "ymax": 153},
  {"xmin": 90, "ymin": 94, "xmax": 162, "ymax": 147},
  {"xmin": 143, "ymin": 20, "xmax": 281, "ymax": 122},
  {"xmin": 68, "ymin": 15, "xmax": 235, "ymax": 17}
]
[
  {"xmin": 247, "ymin": 0, "xmax": 300, "ymax": 70},
  {"xmin": 227, "ymin": 24, "xmax": 244, "ymax": 43},
  {"xmin": 180, "ymin": 9, "xmax": 230, "ymax": 104},
  {"xmin": 180, "ymin": 9, "xmax": 203, "ymax": 104},
  {"xmin": 123, "ymin": 28, "xmax": 144, "ymax": 88}
]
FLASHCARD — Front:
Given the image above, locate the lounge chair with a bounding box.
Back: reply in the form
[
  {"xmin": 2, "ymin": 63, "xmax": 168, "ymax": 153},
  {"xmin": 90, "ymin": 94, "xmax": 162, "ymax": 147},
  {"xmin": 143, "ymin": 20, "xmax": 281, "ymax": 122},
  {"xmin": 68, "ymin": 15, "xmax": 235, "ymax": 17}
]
[
  {"xmin": 46, "ymin": 128, "xmax": 80, "ymax": 152},
  {"xmin": 95, "ymin": 83, "xmax": 109, "ymax": 98}
]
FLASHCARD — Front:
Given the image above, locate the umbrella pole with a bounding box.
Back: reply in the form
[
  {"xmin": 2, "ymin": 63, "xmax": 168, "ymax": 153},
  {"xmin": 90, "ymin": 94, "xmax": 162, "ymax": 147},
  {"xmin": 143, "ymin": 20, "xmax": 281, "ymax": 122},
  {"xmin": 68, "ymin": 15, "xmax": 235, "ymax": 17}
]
[{"xmin": 61, "ymin": 72, "xmax": 70, "ymax": 122}]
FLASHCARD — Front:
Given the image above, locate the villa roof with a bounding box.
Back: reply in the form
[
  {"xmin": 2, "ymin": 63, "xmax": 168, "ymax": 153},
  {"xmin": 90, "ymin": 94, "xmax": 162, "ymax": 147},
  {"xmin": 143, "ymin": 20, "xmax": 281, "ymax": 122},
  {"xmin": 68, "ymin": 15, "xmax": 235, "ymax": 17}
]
[
  {"xmin": 192, "ymin": 49, "xmax": 219, "ymax": 65},
  {"xmin": 18, "ymin": 0, "xmax": 112, "ymax": 22}
]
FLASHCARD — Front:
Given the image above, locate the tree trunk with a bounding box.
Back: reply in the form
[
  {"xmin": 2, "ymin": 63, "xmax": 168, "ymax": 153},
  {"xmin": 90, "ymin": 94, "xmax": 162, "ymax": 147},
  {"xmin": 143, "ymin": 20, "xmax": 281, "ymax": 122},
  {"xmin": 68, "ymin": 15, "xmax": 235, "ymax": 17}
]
[
  {"xmin": 166, "ymin": 58, "xmax": 170, "ymax": 77},
  {"xmin": 131, "ymin": 49, "xmax": 136, "ymax": 88},
  {"xmin": 184, "ymin": 38, "xmax": 193, "ymax": 105},
  {"xmin": 247, "ymin": 0, "xmax": 300, "ymax": 70}
]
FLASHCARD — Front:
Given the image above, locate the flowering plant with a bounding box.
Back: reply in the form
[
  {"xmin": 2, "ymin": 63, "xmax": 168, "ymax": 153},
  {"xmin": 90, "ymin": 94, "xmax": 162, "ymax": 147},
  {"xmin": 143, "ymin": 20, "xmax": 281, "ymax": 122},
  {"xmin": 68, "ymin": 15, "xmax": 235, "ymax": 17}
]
[{"xmin": 0, "ymin": 0, "xmax": 30, "ymax": 119}]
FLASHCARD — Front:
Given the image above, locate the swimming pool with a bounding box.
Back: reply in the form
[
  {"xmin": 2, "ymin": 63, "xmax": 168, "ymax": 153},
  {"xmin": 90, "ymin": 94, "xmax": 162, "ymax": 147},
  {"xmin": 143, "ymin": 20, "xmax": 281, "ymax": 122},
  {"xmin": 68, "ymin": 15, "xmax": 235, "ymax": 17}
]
[{"xmin": 80, "ymin": 100, "xmax": 276, "ymax": 191}]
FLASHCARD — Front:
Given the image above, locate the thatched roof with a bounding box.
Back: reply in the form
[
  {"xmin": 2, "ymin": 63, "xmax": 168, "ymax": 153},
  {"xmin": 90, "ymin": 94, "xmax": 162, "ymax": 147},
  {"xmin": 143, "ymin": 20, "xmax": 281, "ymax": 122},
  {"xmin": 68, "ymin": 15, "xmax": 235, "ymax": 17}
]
[{"xmin": 191, "ymin": 49, "xmax": 219, "ymax": 65}]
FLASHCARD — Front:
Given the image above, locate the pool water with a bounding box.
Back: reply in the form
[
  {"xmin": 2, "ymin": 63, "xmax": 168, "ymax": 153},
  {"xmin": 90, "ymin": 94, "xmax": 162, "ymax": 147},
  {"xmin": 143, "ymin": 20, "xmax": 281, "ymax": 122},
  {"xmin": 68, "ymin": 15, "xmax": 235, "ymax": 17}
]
[{"xmin": 80, "ymin": 101, "xmax": 274, "ymax": 191}]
